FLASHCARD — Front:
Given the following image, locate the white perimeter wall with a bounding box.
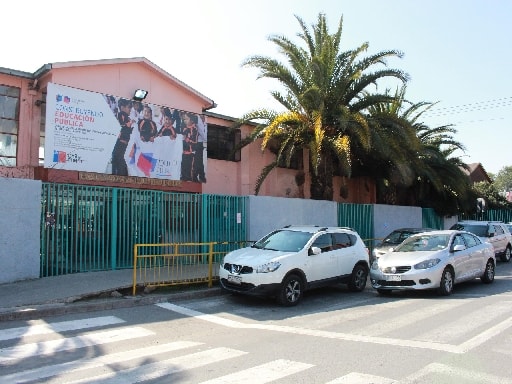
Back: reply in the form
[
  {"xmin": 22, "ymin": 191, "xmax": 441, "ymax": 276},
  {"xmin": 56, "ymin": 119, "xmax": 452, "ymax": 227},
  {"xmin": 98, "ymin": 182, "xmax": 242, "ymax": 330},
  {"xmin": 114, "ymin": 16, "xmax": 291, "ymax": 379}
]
[
  {"xmin": 0, "ymin": 178, "xmax": 41, "ymax": 284},
  {"xmin": 373, "ymin": 204, "xmax": 424, "ymax": 240},
  {"xmin": 247, "ymin": 196, "xmax": 338, "ymax": 241},
  {"xmin": 248, "ymin": 197, "xmax": 450, "ymax": 243}
]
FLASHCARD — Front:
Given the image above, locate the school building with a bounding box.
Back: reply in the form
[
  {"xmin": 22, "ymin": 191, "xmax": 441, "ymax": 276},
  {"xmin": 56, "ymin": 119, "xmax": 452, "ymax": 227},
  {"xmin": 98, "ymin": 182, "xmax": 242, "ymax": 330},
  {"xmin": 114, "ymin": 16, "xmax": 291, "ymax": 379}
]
[
  {"xmin": 0, "ymin": 56, "xmax": 375, "ymax": 201},
  {"xmin": 0, "ymin": 57, "xmax": 381, "ymax": 284}
]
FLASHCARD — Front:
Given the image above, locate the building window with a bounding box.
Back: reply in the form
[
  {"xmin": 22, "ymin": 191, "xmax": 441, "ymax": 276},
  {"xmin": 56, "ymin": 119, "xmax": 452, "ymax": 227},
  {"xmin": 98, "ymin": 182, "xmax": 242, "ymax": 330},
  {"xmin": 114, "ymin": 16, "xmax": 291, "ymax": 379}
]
[
  {"xmin": 207, "ymin": 124, "xmax": 241, "ymax": 162},
  {"xmin": 0, "ymin": 85, "xmax": 20, "ymax": 166},
  {"xmin": 39, "ymin": 93, "xmax": 47, "ymax": 165},
  {"xmin": 268, "ymin": 138, "xmax": 303, "ymax": 170}
]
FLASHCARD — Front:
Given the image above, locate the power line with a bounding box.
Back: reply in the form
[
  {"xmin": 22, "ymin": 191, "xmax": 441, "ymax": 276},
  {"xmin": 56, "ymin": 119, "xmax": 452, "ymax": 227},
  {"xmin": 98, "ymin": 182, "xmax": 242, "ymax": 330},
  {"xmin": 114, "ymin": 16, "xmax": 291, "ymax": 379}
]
[{"xmin": 423, "ymin": 96, "xmax": 512, "ymax": 117}]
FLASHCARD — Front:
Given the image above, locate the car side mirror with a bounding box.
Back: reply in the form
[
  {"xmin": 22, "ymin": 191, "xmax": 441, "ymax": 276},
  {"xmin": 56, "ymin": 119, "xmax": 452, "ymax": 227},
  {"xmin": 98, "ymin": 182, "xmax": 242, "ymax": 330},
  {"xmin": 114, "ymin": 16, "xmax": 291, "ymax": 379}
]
[
  {"xmin": 452, "ymin": 244, "xmax": 466, "ymax": 252},
  {"xmin": 487, "ymin": 232, "xmax": 495, "ymax": 238},
  {"xmin": 309, "ymin": 246, "xmax": 321, "ymax": 255}
]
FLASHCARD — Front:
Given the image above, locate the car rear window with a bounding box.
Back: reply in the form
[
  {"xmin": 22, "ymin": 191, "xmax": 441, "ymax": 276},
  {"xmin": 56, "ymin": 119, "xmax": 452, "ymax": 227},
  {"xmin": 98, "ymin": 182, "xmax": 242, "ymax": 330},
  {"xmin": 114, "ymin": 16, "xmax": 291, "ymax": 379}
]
[
  {"xmin": 451, "ymin": 224, "xmax": 488, "ymax": 237},
  {"xmin": 332, "ymin": 232, "xmax": 355, "ymax": 249}
]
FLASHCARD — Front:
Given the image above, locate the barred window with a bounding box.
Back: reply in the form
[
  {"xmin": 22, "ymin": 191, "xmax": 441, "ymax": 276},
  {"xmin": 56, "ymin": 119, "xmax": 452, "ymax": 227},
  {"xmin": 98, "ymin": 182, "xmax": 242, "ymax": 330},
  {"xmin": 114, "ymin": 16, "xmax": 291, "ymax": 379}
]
[
  {"xmin": 0, "ymin": 85, "xmax": 20, "ymax": 166},
  {"xmin": 207, "ymin": 124, "xmax": 241, "ymax": 162}
]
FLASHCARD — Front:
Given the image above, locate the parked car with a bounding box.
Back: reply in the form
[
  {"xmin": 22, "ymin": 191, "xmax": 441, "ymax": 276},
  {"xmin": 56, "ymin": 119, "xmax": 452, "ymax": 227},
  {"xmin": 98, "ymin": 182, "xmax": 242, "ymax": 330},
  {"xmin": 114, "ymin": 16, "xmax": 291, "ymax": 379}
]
[
  {"xmin": 370, "ymin": 230, "xmax": 495, "ymax": 296},
  {"xmin": 449, "ymin": 221, "xmax": 511, "ymax": 262},
  {"xmin": 372, "ymin": 227, "xmax": 434, "ymax": 260},
  {"xmin": 219, "ymin": 225, "xmax": 370, "ymax": 306}
]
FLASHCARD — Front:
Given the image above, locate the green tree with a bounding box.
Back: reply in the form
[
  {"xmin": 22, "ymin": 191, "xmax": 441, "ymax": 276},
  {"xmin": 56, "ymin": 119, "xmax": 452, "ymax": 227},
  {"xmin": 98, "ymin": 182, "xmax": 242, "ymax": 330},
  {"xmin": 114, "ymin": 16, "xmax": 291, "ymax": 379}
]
[
  {"xmin": 365, "ymin": 86, "xmax": 474, "ymax": 215},
  {"xmin": 236, "ymin": 13, "xmax": 408, "ymax": 200},
  {"xmin": 473, "ymin": 181, "xmax": 512, "ymax": 210},
  {"xmin": 493, "ymin": 166, "xmax": 512, "ymax": 193}
]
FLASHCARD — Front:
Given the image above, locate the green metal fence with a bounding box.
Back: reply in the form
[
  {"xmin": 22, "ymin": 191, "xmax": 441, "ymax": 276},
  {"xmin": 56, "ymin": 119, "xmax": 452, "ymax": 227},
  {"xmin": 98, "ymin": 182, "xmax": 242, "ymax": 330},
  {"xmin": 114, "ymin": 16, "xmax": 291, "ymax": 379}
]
[
  {"xmin": 422, "ymin": 207, "xmax": 443, "ymax": 230},
  {"xmin": 459, "ymin": 210, "xmax": 512, "ymax": 223},
  {"xmin": 41, "ymin": 183, "xmax": 247, "ymax": 277},
  {"xmin": 337, "ymin": 203, "xmax": 374, "ymax": 247},
  {"xmin": 40, "ymin": 182, "xmax": 510, "ymax": 278}
]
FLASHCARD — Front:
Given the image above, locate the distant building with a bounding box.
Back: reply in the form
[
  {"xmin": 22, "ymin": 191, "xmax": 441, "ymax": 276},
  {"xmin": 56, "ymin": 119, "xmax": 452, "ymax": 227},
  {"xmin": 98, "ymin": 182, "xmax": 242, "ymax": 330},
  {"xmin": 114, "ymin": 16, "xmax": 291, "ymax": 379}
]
[{"xmin": 460, "ymin": 163, "xmax": 492, "ymax": 184}]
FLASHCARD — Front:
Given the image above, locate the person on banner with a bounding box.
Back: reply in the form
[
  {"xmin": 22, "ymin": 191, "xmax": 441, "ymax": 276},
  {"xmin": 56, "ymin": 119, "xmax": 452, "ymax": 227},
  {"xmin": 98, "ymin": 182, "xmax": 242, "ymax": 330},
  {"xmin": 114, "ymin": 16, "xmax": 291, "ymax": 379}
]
[
  {"xmin": 111, "ymin": 98, "xmax": 133, "ymax": 175},
  {"xmin": 130, "ymin": 100, "xmax": 144, "ymax": 127},
  {"xmin": 124, "ymin": 105, "xmax": 158, "ymax": 177},
  {"xmin": 138, "ymin": 105, "xmax": 158, "ymax": 143},
  {"xmin": 157, "ymin": 108, "xmax": 177, "ymax": 139},
  {"xmin": 181, "ymin": 112, "xmax": 198, "ymax": 181},
  {"xmin": 173, "ymin": 109, "xmax": 183, "ymax": 134},
  {"xmin": 194, "ymin": 114, "xmax": 207, "ymax": 183}
]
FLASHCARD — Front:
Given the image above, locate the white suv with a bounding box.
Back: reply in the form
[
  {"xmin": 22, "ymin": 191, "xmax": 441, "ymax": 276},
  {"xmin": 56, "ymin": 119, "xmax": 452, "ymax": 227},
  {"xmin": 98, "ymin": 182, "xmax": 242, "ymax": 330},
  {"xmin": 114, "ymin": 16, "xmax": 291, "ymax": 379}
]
[
  {"xmin": 219, "ymin": 225, "xmax": 370, "ymax": 306},
  {"xmin": 450, "ymin": 221, "xmax": 512, "ymax": 262}
]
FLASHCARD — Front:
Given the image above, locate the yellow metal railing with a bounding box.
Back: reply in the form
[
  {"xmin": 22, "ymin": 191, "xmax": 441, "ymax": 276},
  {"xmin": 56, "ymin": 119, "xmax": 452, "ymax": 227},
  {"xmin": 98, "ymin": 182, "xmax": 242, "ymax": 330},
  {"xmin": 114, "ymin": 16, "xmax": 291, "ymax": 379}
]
[{"xmin": 132, "ymin": 241, "xmax": 249, "ymax": 295}]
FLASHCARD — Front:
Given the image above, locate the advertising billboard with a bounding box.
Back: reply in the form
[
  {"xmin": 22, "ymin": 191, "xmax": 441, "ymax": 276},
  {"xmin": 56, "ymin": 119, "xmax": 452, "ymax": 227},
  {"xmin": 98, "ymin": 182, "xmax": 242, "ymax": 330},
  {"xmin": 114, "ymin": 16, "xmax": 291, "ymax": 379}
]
[{"xmin": 44, "ymin": 83, "xmax": 207, "ymax": 182}]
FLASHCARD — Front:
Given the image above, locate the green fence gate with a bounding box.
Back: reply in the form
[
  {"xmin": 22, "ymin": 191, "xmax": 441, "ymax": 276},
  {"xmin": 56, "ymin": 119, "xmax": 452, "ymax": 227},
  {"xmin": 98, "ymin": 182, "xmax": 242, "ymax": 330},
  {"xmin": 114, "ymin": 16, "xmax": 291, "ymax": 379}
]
[
  {"xmin": 41, "ymin": 183, "xmax": 247, "ymax": 277},
  {"xmin": 337, "ymin": 203, "xmax": 374, "ymax": 248}
]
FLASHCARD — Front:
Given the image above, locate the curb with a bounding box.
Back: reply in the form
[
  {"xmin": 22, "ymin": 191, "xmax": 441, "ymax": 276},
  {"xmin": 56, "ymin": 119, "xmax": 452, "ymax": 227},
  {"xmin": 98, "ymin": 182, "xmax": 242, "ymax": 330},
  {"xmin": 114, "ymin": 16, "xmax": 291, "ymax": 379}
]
[{"xmin": 0, "ymin": 287, "xmax": 223, "ymax": 322}]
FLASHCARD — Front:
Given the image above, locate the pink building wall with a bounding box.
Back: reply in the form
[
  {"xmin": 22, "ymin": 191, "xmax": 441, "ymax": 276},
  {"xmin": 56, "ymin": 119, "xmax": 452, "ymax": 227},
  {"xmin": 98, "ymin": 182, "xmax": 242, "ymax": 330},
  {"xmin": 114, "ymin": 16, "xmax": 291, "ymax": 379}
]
[{"xmin": 0, "ymin": 57, "xmax": 375, "ymax": 203}]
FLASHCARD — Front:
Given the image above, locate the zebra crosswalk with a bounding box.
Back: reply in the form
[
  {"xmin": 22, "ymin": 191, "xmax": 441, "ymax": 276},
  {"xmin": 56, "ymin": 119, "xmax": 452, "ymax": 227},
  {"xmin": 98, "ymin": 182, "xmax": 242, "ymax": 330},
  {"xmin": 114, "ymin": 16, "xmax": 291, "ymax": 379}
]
[
  {"xmin": 1, "ymin": 294, "xmax": 512, "ymax": 383},
  {"xmin": 0, "ymin": 314, "xmax": 391, "ymax": 383}
]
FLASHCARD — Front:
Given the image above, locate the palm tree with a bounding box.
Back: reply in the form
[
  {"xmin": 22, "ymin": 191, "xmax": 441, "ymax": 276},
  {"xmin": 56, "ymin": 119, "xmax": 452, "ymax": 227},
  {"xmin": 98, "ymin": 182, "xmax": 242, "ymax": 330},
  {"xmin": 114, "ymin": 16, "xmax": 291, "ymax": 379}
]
[
  {"xmin": 412, "ymin": 125, "xmax": 475, "ymax": 215},
  {"xmin": 235, "ymin": 13, "xmax": 408, "ymax": 200},
  {"xmin": 365, "ymin": 86, "xmax": 474, "ymax": 214}
]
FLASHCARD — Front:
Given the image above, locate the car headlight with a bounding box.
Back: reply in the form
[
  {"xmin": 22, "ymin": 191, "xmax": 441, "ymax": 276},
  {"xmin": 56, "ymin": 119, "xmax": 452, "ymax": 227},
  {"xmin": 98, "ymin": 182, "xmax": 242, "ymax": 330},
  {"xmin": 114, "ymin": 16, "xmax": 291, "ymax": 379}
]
[
  {"xmin": 414, "ymin": 258, "xmax": 441, "ymax": 269},
  {"xmin": 256, "ymin": 261, "xmax": 281, "ymax": 273},
  {"xmin": 371, "ymin": 260, "xmax": 379, "ymax": 270}
]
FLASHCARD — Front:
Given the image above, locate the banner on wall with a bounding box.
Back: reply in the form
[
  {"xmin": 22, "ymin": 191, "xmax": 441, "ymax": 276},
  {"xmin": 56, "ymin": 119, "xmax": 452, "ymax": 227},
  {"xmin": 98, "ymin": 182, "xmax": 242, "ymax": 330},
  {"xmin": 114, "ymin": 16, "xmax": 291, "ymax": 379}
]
[{"xmin": 44, "ymin": 83, "xmax": 207, "ymax": 183}]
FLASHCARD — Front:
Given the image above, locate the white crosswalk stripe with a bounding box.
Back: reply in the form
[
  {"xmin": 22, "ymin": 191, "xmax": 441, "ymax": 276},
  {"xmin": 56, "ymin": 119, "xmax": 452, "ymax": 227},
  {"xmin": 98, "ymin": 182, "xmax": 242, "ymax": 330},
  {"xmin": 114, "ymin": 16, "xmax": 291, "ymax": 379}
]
[
  {"xmin": 198, "ymin": 359, "xmax": 314, "ymax": 384},
  {"xmin": 325, "ymin": 372, "xmax": 396, "ymax": 384},
  {"xmin": 415, "ymin": 301, "xmax": 512, "ymax": 342},
  {"xmin": 0, "ymin": 316, "xmax": 125, "ymax": 342},
  {"xmin": 0, "ymin": 326, "xmax": 154, "ymax": 363},
  {"xmin": 354, "ymin": 299, "xmax": 466, "ymax": 336}
]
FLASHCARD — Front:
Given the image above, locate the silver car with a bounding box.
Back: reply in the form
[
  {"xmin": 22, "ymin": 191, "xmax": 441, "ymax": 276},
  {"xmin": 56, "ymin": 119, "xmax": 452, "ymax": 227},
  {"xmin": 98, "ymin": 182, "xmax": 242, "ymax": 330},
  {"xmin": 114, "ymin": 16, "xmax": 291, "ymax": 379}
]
[
  {"xmin": 450, "ymin": 221, "xmax": 511, "ymax": 262},
  {"xmin": 372, "ymin": 227, "xmax": 434, "ymax": 260},
  {"xmin": 370, "ymin": 230, "xmax": 495, "ymax": 296}
]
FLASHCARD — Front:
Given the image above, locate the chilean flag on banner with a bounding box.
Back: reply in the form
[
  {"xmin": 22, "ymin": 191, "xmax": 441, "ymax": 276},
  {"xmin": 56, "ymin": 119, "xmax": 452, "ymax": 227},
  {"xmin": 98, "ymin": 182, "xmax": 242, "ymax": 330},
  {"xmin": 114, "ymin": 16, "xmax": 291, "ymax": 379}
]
[{"xmin": 137, "ymin": 153, "xmax": 157, "ymax": 177}]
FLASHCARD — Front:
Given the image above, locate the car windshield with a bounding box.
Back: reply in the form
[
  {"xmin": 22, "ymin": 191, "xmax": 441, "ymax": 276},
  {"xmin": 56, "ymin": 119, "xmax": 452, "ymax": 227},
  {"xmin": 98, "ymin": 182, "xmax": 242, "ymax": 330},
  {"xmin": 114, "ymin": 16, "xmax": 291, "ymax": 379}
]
[
  {"xmin": 451, "ymin": 224, "xmax": 487, "ymax": 237},
  {"xmin": 383, "ymin": 230, "xmax": 414, "ymax": 244},
  {"xmin": 252, "ymin": 230, "xmax": 312, "ymax": 252},
  {"xmin": 395, "ymin": 234, "xmax": 450, "ymax": 252}
]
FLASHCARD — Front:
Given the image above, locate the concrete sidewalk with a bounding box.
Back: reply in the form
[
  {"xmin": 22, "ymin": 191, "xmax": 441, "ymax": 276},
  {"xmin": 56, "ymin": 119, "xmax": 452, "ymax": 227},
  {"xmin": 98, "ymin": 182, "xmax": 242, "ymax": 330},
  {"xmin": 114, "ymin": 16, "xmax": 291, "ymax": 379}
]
[{"xmin": 0, "ymin": 269, "xmax": 221, "ymax": 321}]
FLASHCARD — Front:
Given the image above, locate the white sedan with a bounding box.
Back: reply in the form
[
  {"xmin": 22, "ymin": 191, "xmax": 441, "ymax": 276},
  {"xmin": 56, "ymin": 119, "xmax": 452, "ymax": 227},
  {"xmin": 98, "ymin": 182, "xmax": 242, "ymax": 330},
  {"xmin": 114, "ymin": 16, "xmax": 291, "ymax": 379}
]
[{"xmin": 370, "ymin": 230, "xmax": 495, "ymax": 295}]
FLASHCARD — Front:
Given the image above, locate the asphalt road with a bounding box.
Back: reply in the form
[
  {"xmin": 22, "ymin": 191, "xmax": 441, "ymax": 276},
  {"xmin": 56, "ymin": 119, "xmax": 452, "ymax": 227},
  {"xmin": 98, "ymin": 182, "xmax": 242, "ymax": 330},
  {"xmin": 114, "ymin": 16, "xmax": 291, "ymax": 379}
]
[{"xmin": 1, "ymin": 261, "xmax": 512, "ymax": 383}]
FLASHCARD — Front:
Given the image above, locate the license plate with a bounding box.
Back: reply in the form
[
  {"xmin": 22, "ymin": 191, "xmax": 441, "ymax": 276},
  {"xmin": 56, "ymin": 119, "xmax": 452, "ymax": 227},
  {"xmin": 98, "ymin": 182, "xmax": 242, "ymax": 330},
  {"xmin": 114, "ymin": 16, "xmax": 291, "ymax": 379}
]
[
  {"xmin": 227, "ymin": 274, "xmax": 242, "ymax": 284},
  {"xmin": 385, "ymin": 275, "xmax": 401, "ymax": 282}
]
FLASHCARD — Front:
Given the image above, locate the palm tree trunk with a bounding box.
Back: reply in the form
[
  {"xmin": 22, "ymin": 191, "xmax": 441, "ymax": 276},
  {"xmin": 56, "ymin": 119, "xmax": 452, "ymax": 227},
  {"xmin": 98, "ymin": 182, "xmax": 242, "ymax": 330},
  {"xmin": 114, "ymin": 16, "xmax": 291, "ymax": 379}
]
[{"xmin": 309, "ymin": 151, "xmax": 334, "ymax": 200}]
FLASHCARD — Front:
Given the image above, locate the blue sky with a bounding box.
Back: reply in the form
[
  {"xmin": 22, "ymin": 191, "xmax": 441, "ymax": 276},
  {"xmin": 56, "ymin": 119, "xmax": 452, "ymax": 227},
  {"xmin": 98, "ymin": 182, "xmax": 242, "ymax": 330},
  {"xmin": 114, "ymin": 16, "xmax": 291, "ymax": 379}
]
[{"xmin": 5, "ymin": 0, "xmax": 511, "ymax": 174}]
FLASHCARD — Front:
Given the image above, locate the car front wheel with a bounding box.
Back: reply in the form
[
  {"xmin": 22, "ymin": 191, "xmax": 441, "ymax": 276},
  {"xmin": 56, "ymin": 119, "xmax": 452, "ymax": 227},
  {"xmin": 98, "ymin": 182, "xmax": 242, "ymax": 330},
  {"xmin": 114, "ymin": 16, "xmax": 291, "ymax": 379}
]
[
  {"xmin": 348, "ymin": 264, "xmax": 368, "ymax": 292},
  {"xmin": 481, "ymin": 259, "xmax": 495, "ymax": 283},
  {"xmin": 501, "ymin": 247, "xmax": 511, "ymax": 262},
  {"xmin": 437, "ymin": 267, "xmax": 454, "ymax": 296},
  {"xmin": 277, "ymin": 274, "xmax": 303, "ymax": 306}
]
